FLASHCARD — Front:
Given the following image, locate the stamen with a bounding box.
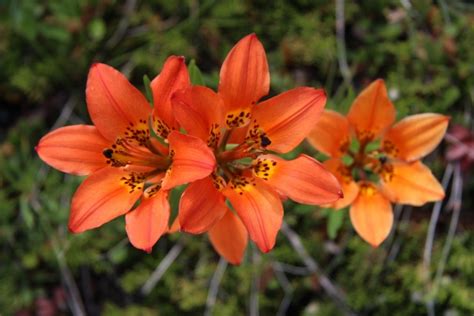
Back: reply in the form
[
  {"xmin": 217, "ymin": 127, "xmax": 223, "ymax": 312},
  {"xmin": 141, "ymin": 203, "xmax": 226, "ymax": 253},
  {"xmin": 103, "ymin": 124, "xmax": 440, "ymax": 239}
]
[{"xmin": 246, "ymin": 119, "xmax": 271, "ymax": 148}]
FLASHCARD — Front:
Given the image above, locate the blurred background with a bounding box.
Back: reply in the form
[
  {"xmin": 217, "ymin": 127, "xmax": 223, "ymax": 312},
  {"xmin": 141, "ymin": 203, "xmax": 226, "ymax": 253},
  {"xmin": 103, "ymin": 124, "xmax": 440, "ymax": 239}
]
[{"xmin": 0, "ymin": 0, "xmax": 473, "ymax": 315}]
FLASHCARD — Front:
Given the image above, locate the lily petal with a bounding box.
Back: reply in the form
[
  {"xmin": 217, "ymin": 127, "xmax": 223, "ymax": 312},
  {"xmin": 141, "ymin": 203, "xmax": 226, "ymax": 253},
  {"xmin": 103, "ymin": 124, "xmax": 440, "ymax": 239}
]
[
  {"xmin": 224, "ymin": 177, "xmax": 283, "ymax": 253},
  {"xmin": 253, "ymin": 154, "xmax": 343, "ymax": 205},
  {"xmin": 219, "ymin": 34, "xmax": 269, "ymax": 114},
  {"xmin": 251, "ymin": 87, "xmax": 327, "ymax": 153},
  {"xmin": 179, "ymin": 177, "xmax": 228, "ymax": 234},
  {"xmin": 151, "ymin": 56, "xmax": 190, "ymax": 132},
  {"xmin": 307, "ymin": 110, "xmax": 351, "ymax": 158},
  {"xmin": 323, "ymin": 158, "xmax": 359, "ymax": 209},
  {"xmin": 69, "ymin": 168, "xmax": 142, "ymax": 233},
  {"xmin": 172, "ymin": 85, "xmax": 224, "ymax": 144},
  {"xmin": 209, "ymin": 210, "xmax": 248, "ymax": 265},
  {"xmin": 161, "ymin": 131, "xmax": 216, "ymax": 190},
  {"xmin": 382, "ymin": 113, "xmax": 449, "ymax": 161},
  {"xmin": 350, "ymin": 182, "xmax": 393, "ymax": 247},
  {"xmin": 347, "ymin": 79, "xmax": 396, "ymax": 142},
  {"xmin": 380, "ymin": 161, "xmax": 445, "ymax": 206},
  {"xmin": 125, "ymin": 190, "xmax": 170, "ymax": 253},
  {"xmin": 86, "ymin": 63, "xmax": 151, "ymax": 141},
  {"xmin": 36, "ymin": 125, "xmax": 109, "ymax": 175}
]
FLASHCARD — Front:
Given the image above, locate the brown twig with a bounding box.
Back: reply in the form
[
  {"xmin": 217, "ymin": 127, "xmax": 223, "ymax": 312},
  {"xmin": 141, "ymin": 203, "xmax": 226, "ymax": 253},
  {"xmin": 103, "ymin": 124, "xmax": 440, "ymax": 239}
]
[{"xmin": 204, "ymin": 257, "xmax": 228, "ymax": 316}]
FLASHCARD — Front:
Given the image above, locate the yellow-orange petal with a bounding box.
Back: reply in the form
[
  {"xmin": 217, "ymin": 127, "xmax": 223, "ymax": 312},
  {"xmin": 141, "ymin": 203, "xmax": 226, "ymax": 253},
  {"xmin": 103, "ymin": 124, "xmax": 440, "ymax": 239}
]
[
  {"xmin": 223, "ymin": 177, "xmax": 283, "ymax": 253},
  {"xmin": 347, "ymin": 79, "xmax": 396, "ymax": 142},
  {"xmin": 86, "ymin": 63, "xmax": 151, "ymax": 141},
  {"xmin": 380, "ymin": 161, "xmax": 445, "ymax": 206},
  {"xmin": 179, "ymin": 177, "xmax": 228, "ymax": 234},
  {"xmin": 69, "ymin": 168, "xmax": 142, "ymax": 233},
  {"xmin": 209, "ymin": 210, "xmax": 248, "ymax": 265},
  {"xmin": 167, "ymin": 217, "xmax": 181, "ymax": 234},
  {"xmin": 218, "ymin": 34, "xmax": 269, "ymax": 114},
  {"xmin": 253, "ymin": 154, "xmax": 343, "ymax": 205},
  {"xmin": 307, "ymin": 110, "xmax": 351, "ymax": 158},
  {"xmin": 350, "ymin": 182, "xmax": 393, "ymax": 247},
  {"xmin": 322, "ymin": 158, "xmax": 359, "ymax": 209},
  {"xmin": 36, "ymin": 125, "xmax": 109, "ymax": 175},
  {"xmin": 382, "ymin": 113, "xmax": 450, "ymax": 161},
  {"xmin": 125, "ymin": 190, "xmax": 170, "ymax": 253},
  {"xmin": 250, "ymin": 87, "xmax": 327, "ymax": 153},
  {"xmin": 172, "ymin": 85, "xmax": 225, "ymax": 144},
  {"xmin": 161, "ymin": 131, "xmax": 216, "ymax": 190},
  {"xmin": 151, "ymin": 56, "xmax": 190, "ymax": 132}
]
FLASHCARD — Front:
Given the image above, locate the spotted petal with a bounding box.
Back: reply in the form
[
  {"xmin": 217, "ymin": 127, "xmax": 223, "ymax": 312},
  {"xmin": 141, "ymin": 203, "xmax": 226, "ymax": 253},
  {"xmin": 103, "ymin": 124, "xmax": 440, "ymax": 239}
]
[
  {"xmin": 86, "ymin": 63, "xmax": 151, "ymax": 141},
  {"xmin": 36, "ymin": 125, "xmax": 109, "ymax": 175},
  {"xmin": 382, "ymin": 113, "xmax": 449, "ymax": 161},
  {"xmin": 347, "ymin": 79, "xmax": 396, "ymax": 142},
  {"xmin": 224, "ymin": 177, "xmax": 283, "ymax": 253},
  {"xmin": 350, "ymin": 182, "xmax": 393, "ymax": 247},
  {"xmin": 125, "ymin": 190, "xmax": 170, "ymax": 253},
  {"xmin": 253, "ymin": 154, "xmax": 343, "ymax": 205},
  {"xmin": 250, "ymin": 87, "xmax": 327, "ymax": 153},
  {"xmin": 69, "ymin": 167, "xmax": 142, "ymax": 233}
]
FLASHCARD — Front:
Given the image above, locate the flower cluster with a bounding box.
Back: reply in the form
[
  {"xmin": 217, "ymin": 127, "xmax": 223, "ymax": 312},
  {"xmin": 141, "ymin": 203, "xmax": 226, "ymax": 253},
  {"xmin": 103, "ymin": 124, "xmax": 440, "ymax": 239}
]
[
  {"xmin": 307, "ymin": 79, "xmax": 448, "ymax": 246},
  {"xmin": 37, "ymin": 34, "xmax": 343, "ymax": 264}
]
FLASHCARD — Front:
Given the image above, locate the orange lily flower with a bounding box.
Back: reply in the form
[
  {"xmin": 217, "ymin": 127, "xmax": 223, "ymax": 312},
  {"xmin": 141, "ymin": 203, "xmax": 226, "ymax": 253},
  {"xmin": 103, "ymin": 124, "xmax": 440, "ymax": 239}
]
[
  {"xmin": 36, "ymin": 57, "xmax": 216, "ymax": 252},
  {"xmin": 307, "ymin": 79, "xmax": 449, "ymax": 247},
  {"xmin": 172, "ymin": 34, "xmax": 343, "ymax": 264}
]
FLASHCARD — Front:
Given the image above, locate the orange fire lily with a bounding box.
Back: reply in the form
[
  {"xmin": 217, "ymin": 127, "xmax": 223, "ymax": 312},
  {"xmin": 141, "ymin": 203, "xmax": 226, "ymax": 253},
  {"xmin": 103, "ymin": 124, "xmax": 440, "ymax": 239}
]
[
  {"xmin": 307, "ymin": 79, "xmax": 449, "ymax": 246},
  {"xmin": 171, "ymin": 34, "xmax": 343, "ymax": 264},
  {"xmin": 36, "ymin": 57, "xmax": 216, "ymax": 252}
]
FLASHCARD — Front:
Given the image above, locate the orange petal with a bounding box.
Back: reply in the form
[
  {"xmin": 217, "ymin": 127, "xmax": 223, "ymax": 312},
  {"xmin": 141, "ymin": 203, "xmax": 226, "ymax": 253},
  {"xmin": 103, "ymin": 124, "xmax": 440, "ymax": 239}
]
[
  {"xmin": 179, "ymin": 177, "xmax": 228, "ymax": 234},
  {"xmin": 172, "ymin": 85, "xmax": 224, "ymax": 144},
  {"xmin": 86, "ymin": 63, "xmax": 151, "ymax": 141},
  {"xmin": 69, "ymin": 168, "xmax": 142, "ymax": 233},
  {"xmin": 151, "ymin": 56, "xmax": 190, "ymax": 131},
  {"xmin": 218, "ymin": 34, "xmax": 269, "ymax": 113},
  {"xmin": 251, "ymin": 87, "xmax": 327, "ymax": 153},
  {"xmin": 36, "ymin": 125, "xmax": 109, "ymax": 175},
  {"xmin": 323, "ymin": 158, "xmax": 359, "ymax": 209},
  {"xmin": 223, "ymin": 177, "xmax": 283, "ymax": 253},
  {"xmin": 350, "ymin": 182, "xmax": 393, "ymax": 247},
  {"xmin": 161, "ymin": 131, "xmax": 216, "ymax": 190},
  {"xmin": 347, "ymin": 79, "xmax": 396, "ymax": 142},
  {"xmin": 125, "ymin": 190, "xmax": 170, "ymax": 252},
  {"xmin": 167, "ymin": 217, "xmax": 181, "ymax": 234},
  {"xmin": 307, "ymin": 110, "xmax": 351, "ymax": 158},
  {"xmin": 209, "ymin": 210, "xmax": 248, "ymax": 265},
  {"xmin": 380, "ymin": 161, "xmax": 445, "ymax": 206},
  {"xmin": 253, "ymin": 154, "xmax": 343, "ymax": 205},
  {"xmin": 382, "ymin": 113, "xmax": 449, "ymax": 161}
]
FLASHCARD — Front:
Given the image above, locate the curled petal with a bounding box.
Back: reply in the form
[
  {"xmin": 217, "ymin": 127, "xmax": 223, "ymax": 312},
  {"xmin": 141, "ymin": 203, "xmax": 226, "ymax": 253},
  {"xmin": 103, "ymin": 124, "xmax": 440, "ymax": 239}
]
[
  {"xmin": 347, "ymin": 79, "xmax": 396, "ymax": 142},
  {"xmin": 251, "ymin": 87, "xmax": 327, "ymax": 153},
  {"xmin": 179, "ymin": 177, "xmax": 228, "ymax": 234},
  {"xmin": 161, "ymin": 132, "xmax": 216, "ymax": 190},
  {"xmin": 209, "ymin": 210, "xmax": 248, "ymax": 265},
  {"xmin": 382, "ymin": 113, "xmax": 449, "ymax": 161},
  {"xmin": 224, "ymin": 177, "xmax": 283, "ymax": 253},
  {"xmin": 322, "ymin": 159, "xmax": 359, "ymax": 209},
  {"xmin": 219, "ymin": 34, "xmax": 269, "ymax": 113},
  {"xmin": 86, "ymin": 63, "xmax": 151, "ymax": 141},
  {"xmin": 125, "ymin": 190, "xmax": 170, "ymax": 253},
  {"xmin": 69, "ymin": 168, "xmax": 142, "ymax": 233},
  {"xmin": 151, "ymin": 56, "xmax": 190, "ymax": 131},
  {"xmin": 36, "ymin": 125, "xmax": 109, "ymax": 175},
  {"xmin": 172, "ymin": 86, "xmax": 224, "ymax": 143},
  {"xmin": 350, "ymin": 182, "xmax": 393, "ymax": 247},
  {"xmin": 380, "ymin": 161, "xmax": 445, "ymax": 206},
  {"xmin": 307, "ymin": 110, "xmax": 351, "ymax": 158},
  {"xmin": 253, "ymin": 154, "xmax": 343, "ymax": 205}
]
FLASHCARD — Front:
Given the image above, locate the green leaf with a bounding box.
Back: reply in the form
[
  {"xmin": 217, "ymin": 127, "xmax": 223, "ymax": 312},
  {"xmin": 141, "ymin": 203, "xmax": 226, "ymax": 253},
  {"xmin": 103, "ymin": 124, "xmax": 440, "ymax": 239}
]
[
  {"xmin": 188, "ymin": 59, "xmax": 205, "ymax": 86},
  {"xmin": 143, "ymin": 75, "xmax": 154, "ymax": 107},
  {"xmin": 327, "ymin": 209, "xmax": 344, "ymax": 239}
]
